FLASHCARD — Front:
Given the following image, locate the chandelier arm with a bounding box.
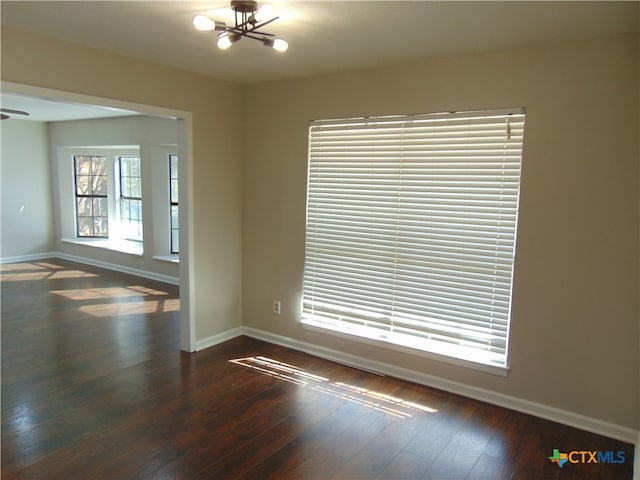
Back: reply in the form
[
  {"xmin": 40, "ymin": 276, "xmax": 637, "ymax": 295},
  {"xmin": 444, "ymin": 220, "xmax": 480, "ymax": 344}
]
[
  {"xmin": 225, "ymin": 26, "xmax": 275, "ymax": 38},
  {"xmin": 246, "ymin": 29, "xmax": 276, "ymax": 36},
  {"xmin": 239, "ymin": 32, "xmax": 271, "ymax": 42}
]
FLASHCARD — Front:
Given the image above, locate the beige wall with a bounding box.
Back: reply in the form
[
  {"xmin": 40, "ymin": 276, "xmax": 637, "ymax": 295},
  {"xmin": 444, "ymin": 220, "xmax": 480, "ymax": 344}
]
[
  {"xmin": 1, "ymin": 26, "xmax": 244, "ymax": 341},
  {"xmin": 243, "ymin": 33, "xmax": 640, "ymax": 429},
  {"xmin": 1, "ymin": 120, "xmax": 54, "ymax": 258}
]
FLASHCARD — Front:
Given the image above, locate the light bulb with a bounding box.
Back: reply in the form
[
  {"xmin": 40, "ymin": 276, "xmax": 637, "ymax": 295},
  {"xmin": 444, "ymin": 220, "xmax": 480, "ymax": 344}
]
[
  {"xmin": 272, "ymin": 38, "xmax": 288, "ymax": 52},
  {"xmin": 217, "ymin": 32, "xmax": 241, "ymax": 50},
  {"xmin": 217, "ymin": 33, "xmax": 233, "ymax": 50},
  {"xmin": 193, "ymin": 15, "xmax": 216, "ymax": 31}
]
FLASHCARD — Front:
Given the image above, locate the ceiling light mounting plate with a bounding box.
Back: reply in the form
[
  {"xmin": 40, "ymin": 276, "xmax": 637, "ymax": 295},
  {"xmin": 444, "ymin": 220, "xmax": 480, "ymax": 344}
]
[{"xmin": 231, "ymin": 0, "xmax": 258, "ymax": 14}]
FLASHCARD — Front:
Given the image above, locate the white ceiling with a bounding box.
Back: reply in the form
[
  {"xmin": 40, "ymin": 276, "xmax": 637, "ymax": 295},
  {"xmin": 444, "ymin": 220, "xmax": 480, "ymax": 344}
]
[
  {"xmin": 2, "ymin": 1, "xmax": 639, "ymax": 84},
  {"xmin": 1, "ymin": 92, "xmax": 142, "ymax": 122},
  {"xmin": 1, "ymin": 1, "xmax": 638, "ymax": 122}
]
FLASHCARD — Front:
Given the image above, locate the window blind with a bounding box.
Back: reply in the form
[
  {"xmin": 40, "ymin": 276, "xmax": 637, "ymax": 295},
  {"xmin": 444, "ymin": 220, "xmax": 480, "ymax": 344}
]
[{"xmin": 302, "ymin": 108, "xmax": 526, "ymax": 368}]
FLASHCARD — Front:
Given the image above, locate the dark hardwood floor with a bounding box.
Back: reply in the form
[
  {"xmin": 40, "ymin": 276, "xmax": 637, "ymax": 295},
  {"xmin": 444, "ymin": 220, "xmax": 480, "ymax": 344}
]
[{"xmin": 1, "ymin": 258, "xmax": 634, "ymax": 479}]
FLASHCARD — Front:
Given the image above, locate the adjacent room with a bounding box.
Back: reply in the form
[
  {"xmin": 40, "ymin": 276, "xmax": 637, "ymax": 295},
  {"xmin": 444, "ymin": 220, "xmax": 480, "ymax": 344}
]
[{"xmin": 2, "ymin": 1, "xmax": 639, "ymax": 478}]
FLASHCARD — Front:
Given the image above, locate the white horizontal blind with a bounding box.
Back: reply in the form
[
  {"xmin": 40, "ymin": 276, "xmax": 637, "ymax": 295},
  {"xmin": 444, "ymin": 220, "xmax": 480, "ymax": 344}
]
[{"xmin": 302, "ymin": 108, "xmax": 526, "ymax": 368}]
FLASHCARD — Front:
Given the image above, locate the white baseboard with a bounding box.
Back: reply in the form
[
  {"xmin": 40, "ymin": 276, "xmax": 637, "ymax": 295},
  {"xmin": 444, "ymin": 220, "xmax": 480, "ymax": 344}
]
[
  {"xmin": 1, "ymin": 252, "xmax": 58, "ymax": 264},
  {"xmin": 195, "ymin": 327, "xmax": 243, "ymax": 351},
  {"xmin": 2, "ymin": 251, "xmax": 179, "ymax": 285},
  {"xmin": 59, "ymin": 252, "xmax": 179, "ymax": 285},
  {"xmin": 241, "ymin": 326, "xmax": 638, "ymax": 446}
]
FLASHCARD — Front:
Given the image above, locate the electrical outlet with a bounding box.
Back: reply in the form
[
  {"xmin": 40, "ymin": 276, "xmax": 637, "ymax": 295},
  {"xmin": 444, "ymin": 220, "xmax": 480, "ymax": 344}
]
[{"xmin": 273, "ymin": 300, "xmax": 281, "ymax": 315}]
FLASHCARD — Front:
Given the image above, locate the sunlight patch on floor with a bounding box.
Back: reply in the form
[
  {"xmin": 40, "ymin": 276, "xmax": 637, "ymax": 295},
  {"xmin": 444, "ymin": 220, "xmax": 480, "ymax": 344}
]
[
  {"xmin": 0, "ymin": 262, "xmax": 97, "ymax": 281},
  {"xmin": 128, "ymin": 285, "xmax": 169, "ymax": 296},
  {"xmin": 1, "ymin": 271, "xmax": 53, "ymax": 281},
  {"xmin": 229, "ymin": 355, "xmax": 438, "ymax": 419},
  {"xmin": 50, "ymin": 286, "xmax": 168, "ymax": 301},
  {"xmin": 49, "ymin": 270, "xmax": 98, "ymax": 279},
  {"xmin": 78, "ymin": 298, "xmax": 180, "ymax": 317},
  {"xmin": 1, "ymin": 262, "xmax": 63, "ymax": 271},
  {"xmin": 230, "ymin": 356, "xmax": 329, "ymax": 386}
]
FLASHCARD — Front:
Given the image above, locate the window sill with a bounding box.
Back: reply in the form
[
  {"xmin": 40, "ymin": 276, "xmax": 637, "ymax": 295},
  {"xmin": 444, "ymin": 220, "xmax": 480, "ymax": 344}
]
[
  {"xmin": 62, "ymin": 238, "xmax": 143, "ymax": 256},
  {"xmin": 300, "ymin": 318, "xmax": 509, "ymax": 377},
  {"xmin": 153, "ymin": 255, "xmax": 179, "ymax": 264}
]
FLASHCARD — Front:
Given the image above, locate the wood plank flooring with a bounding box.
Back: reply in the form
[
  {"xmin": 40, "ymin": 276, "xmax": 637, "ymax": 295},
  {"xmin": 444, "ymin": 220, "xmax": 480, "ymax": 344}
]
[{"xmin": 1, "ymin": 258, "xmax": 634, "ymax": 479}]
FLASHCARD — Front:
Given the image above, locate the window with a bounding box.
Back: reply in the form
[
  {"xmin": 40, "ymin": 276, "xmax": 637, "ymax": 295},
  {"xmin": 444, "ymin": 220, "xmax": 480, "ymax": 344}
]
[
  {"xmin": 74, "ymin": 155, "xmax": 108, "ymax": 238},
  {"xmin": 118, "ymin": 156, "xmax": 143, "ymax": 241},
  {"xmin": 302, "ymin": 108, "xmax": 526, "ymax": 370},
  {"xmin": 169, "ymin": 154, "xmax": 179, "ymax": 254}
]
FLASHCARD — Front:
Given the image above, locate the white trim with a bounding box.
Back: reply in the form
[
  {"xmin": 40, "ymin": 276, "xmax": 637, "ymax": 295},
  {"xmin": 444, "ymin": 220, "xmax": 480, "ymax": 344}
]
[
  {"xmin": 153, "ymin": 255, "xmax": 179, "ymax": 264},
  {"xmin": 1, "ymin": 81, "xmax": 187, "ymax": 120},
  {"xmin": 241, "ymin": 326, "xmax": 638, "ymax": 445},
  {"xmin": 62, "ymin": 238, "xmax": 143, "ymax": 256},
  {"xmin": 1, "ymin": 252, "xmax": 58, "ymax": 264},
  {"xmin": 55, "ymin": 252, "xmax": 178, "ymax": 285},
  {"xmin": 195, "ymin": 327, "xmax": 243, "ymax": 352},
  {"xmin": 178, "ymin": 116, "xmax": 195, "ymax": 352},
  {"xmin": 301, "ymin": 321, "xmax": 509, "ymax": 377},
  {"xmin": 635, "ymin": 431, "xmax": 640, "ymax": 480}
]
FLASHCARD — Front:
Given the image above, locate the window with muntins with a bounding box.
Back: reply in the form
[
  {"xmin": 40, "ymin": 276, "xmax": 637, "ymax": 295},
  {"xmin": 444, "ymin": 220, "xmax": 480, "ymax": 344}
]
[
  {"xmin": 302, "ymin": 108, "xmax": 526, "ymax": 370},
  {"xmin": 74, "ymin": 155, "xmax": 108, "ymax": 238},
  {"xmin": 169, "ymin": 154, "xmax": 179, "ymax": 254},
  {"xmin": 118, "ymin": 156, "xmax": 143, "ymax": 242}
]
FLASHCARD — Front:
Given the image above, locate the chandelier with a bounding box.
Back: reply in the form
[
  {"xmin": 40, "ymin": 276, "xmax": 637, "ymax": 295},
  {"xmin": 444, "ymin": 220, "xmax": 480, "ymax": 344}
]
[{"xmin": 193, "ymin": 0, "xmax": 288, "ymax": 52}]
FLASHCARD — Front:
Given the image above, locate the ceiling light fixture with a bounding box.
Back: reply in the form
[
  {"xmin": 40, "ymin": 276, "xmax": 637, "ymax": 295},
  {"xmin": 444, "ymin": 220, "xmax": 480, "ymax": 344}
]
[{"xmin": 193, "ymin": 0, "xmax": 288, "ymax": 52}]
